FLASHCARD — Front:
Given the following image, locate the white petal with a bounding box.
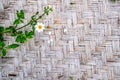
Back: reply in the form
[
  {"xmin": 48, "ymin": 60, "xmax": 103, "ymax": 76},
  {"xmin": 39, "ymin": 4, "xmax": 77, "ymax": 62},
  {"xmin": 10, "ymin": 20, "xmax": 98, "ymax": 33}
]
[
  {"xmin": 40, "ymin": 24, "xmax": 44, "ymax": 27},
  {"xmin": 44, "ymin": 27, "xmax": 45, "ymax": 29},
  {"xmin": 37, "ymin": 22, "xmax": 41, "ymax": 25},
  {"xmin": 39, "ymin": 29, "xmax": 44, "ymax": 32},
  {"xmin": 35, "ymin": 25, "xmax": 38, "ymax": 28},
  {"xmin": 36, "ymin": 30, "xmax": 41, "ymax": 32}
]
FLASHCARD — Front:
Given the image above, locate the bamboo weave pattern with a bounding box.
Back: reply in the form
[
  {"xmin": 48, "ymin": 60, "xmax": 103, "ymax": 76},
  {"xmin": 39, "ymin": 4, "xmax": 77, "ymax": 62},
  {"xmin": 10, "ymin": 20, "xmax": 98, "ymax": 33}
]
[{"xmin": 0, "ymin": 0, "xmax": 120, "ymax": 80}]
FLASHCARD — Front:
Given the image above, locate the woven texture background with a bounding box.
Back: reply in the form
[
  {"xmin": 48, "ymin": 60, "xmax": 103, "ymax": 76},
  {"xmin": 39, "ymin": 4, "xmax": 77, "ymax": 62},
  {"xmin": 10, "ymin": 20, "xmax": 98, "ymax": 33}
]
[{"xmin": 0, "ymin": 0, "xmax": 120, "ymax": 80}]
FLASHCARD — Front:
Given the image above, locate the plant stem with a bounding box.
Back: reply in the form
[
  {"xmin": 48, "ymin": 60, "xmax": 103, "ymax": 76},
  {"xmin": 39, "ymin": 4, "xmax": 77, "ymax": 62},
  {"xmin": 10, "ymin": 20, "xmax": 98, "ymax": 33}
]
[
  {"xmin": 2, "ymin": 29, "xmax": 10, "ymax": 33},
  {"xmin": 16, "ymin": 22, "xmax": 30, "ymax": 30},
  {"xmin": 36, "ymin": 13, "xmax": 45, "ymax": 20},
  {"xmin": 16, "ymin": 13, "xmax": 45, "ymax": 31},
  {"xmin": 1, "ymin": 12, "xmax": 46, "ymax": 34}
]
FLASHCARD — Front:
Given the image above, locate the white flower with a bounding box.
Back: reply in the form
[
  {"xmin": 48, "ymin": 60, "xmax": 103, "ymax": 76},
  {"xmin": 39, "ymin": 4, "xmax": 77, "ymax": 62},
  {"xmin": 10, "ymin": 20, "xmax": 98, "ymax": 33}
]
[{"xmin": 35, "ymin": 23, "xmax": 45, "ymax": 32}]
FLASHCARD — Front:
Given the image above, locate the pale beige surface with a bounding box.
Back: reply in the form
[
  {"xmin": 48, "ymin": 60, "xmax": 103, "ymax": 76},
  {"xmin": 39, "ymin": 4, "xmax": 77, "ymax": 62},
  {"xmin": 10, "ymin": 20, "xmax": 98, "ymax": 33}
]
[{"xmin": 0, "ymin": 0, "xmax": 120, "ymax": 80}]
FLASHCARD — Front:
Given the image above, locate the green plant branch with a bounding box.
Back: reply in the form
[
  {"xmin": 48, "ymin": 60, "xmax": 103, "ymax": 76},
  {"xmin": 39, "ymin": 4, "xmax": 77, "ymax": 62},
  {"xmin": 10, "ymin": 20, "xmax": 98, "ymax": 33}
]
[
  {"xmin": 16, "ymin": 13, "xmax": 45, "ymax": 31},
  {"xmin": 36, "ymin": 13, "xmax": 45, "ymax": 20},
  {"xmin": 16, "ymin": 22, "xmax": 30, "ymax": 30},
  {"xmin": 1, "ymin": 13, "xmax": 45, "ymax": 33},
  {"xmin": 0, "ymin": 5, "xmax": 53, "ymax": 56}
]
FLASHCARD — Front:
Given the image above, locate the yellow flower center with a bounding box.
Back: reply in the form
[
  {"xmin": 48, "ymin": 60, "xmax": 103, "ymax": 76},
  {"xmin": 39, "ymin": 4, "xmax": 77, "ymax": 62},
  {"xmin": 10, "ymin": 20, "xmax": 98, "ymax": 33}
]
[{"xmin": 38, "ymin": 25, "xmax": 43, "ymax": 29}]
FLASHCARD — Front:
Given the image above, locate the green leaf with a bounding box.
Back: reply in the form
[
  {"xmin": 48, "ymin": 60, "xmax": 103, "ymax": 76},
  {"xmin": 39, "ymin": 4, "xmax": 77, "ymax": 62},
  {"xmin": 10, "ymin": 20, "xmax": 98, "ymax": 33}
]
[
  {"xmin": 17, "ymin": 31, "xmax": 22, "ymax": 34},
  {"xmin": 7, "ymin": 44, "xmax": 19, "ymax": 49},
  {"xmin": 5, "ymin": 26, "xmax": 14, "ymax": 31},
  {"xmin": 46, "ymin": 12, "xmax": 49, "ymax": 15},
  {"xmin": 20, "ymin": 10, "xmax": 24, "ymax": 19},
  {"xmin": 0, "ymin": 41, "xmax": 5, "ymax": 48},
  {"xmin": 25, "ymin": 31, "xmax": 34, "ymax": 39},
  {"xmin": 44, "ymin": 7, "xmax": 49, "ymax": 15},
  {"xmin": 44, "ymin": 7, "xmax": 47, "ymax": 11},
  {"xmin": 30, "ymin": 20, "xmax": 37, "ymax": 26},
  {"xmin": 2, "ymin": 49, "xmax": 7, "ymax": 56},
  {"xmin": 4, "ymin": 27, "xmax": 11, "ymax": 32},
  {"xmin": 13, "ymin": 19, "xmax": 21, "ymax": 25},
  {"xmin": 20, "ymin": 19, "xmax": 23, "ymax": 23},
  {"xmin": 0, "ymin": 26, "xmax": 4, "ymax": 33},
  {"xmin": 11, "ymin": 33, "xmax": 17, "ymax": 36},
  {"xmin": 44, "ymin": 6, "xmax": 53, "ymax": 16},
  {"xmin": 14, "ymin": 10, "xmax": 24, "ymax": 25},
  {"xmin": 31, "ymin": 16, "xmax": 36, "ymax": 21},
  {"xmin": 49, "ymin": 8, "xmax": 53, "ymax": 11},
  {"xmin": 11, "ymin": 29, "xmax": 16, "ymax": 36},
  {"xmin": 17, "ymin": 10, "xmax": 24, "ymax": 19},
  {"xmin": 0, "ymin": 34, "xmax": 4, "ymax": 41},
  {"xmin": 32, "ymin": 26, "xmax": 35, "ymax": 31},
  {"xmin": 38, "ymin": 16, "xmax": 42, "ymax": 19},
  {"xmin": 5, "ymin": 26, "xmax": 16, "ymax": 36},
  {"xmin": 15, "ymin": 33, "xmax": 27, "ymax": 43},
  {"xmin": 29, "ymin": 31, "xmax": 34, "ymax": 35}
]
